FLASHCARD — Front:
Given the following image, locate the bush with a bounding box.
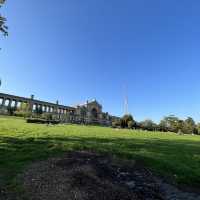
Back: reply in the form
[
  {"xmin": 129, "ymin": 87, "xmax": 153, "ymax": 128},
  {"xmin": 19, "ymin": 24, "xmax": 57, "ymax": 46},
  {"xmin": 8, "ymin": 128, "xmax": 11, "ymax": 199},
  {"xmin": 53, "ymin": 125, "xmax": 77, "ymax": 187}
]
[
  {"xmin": 112, "ymin": 120, "xmax": 120, "ymax": 128},
  {"xmin": 15, "ymin": 110, "xmax": 32, "ymax": 118},
  {"xmin": 26, "ymin": 118, "xmax": 60, "ymax": 124},
  {"xmin": 41, "ymin": 113, "xmax": 53, "ymax": 120}
]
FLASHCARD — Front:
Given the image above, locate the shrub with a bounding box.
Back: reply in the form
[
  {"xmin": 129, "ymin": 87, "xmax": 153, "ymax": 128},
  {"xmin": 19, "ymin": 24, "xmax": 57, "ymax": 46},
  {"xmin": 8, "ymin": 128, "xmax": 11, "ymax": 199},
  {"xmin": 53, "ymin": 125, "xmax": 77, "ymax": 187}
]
[
  {"xmin": 112, "ymin": 120, "xmax": 120, "ymax": 128},
  {"xmin": 15, "ymin": 110, "xmax": 32, "ymax": 118},
  {"xmin": 41, "ymin": 113, "xmax": 53, "ymax": 120},
  {"xmin": 14, "ymin": 102, "xmax": 32, "ymax": 118},
  {"xmin": 26, "ymin": 118, "xmax": 60, "ymax": 124}
]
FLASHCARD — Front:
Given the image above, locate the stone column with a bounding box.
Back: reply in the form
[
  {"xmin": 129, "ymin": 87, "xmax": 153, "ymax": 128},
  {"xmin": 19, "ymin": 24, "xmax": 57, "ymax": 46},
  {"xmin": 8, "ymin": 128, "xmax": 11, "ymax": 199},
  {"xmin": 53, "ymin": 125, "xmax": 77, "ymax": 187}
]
[
  {"xmin": 56, "ymin": 101, "xmax": 59, "ymax": 117},
  {"xmin": 35, "ymin": 104, "xmax": 39, "ymax": 111},
  {"xmin": 2, "ymin": 98, "xmax": 5, "ymax": 106},
  {"xmin": 28, "ymin": 100, "xmax": 34, "ymax": 112},
  {"xmin": 14, "ymin": 100, "xmax": 18, "ymax": 108},
  {"xmin": 29, "ymin": 95, "xmax": 34, "ymax": 112},
  {"xmin": 8, "ymin": 99, "xmax": 12, "ymax": 108}
]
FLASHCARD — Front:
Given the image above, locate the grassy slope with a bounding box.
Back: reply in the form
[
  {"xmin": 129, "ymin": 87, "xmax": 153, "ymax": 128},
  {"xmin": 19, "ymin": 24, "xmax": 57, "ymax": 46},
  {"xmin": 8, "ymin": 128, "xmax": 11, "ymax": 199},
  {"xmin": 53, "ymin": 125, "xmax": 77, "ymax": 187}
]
[{"xmin": 0, "ymin": 116, "xmax": 200, "ymax": 187}]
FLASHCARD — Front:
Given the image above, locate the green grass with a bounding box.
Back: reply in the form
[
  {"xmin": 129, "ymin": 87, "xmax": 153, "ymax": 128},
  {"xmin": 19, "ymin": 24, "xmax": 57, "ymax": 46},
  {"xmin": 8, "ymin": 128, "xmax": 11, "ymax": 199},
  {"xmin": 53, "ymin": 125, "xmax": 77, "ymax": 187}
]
[{"xmin": 0, "ymin": 116, "xmax": 200, "ymax": 188}]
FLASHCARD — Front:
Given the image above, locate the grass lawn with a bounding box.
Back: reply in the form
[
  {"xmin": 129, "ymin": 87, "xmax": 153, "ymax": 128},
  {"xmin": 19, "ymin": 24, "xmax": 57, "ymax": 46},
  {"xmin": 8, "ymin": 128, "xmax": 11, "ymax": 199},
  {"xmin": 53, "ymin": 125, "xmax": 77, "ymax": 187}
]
[{"xmin": 0, "ymin": 116, "xmax": 200, "ymax": 189}]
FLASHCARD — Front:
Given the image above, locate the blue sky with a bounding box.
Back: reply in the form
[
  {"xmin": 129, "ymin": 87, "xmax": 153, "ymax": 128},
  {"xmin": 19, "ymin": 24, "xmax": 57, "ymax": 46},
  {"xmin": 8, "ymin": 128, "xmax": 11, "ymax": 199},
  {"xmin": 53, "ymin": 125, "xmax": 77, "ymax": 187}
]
[{"xmin": 0, "ymin": 0, "xmax": 200, "ymax": 122}]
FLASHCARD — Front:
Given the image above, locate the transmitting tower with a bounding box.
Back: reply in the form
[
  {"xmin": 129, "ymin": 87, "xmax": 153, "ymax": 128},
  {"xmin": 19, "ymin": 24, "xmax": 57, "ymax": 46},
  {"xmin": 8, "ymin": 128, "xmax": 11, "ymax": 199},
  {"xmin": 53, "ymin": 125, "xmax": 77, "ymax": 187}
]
[{"xmin": 123, "ymin": 85, "xmax": 129, "ymax": 115}]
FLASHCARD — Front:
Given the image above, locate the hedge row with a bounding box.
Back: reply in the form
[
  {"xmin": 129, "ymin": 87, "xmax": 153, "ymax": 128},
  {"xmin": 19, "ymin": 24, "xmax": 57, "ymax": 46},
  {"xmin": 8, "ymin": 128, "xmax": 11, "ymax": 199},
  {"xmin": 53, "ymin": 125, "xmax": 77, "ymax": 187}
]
[{"xmin": 26, "ymin": 118, "xmax": 60, "ymax": 124}]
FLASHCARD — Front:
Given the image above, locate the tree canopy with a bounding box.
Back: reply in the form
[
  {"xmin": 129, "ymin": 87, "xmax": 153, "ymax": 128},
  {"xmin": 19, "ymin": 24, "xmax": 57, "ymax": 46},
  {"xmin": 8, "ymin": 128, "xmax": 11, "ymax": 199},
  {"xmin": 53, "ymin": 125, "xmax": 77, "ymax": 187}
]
[
  {"xmin": 0, "ymin": 0, "xmax": 8, "ymax": 36},
  {"xmin": 117, "ymin": 113, "xmax": 199, "ymax": 135},
  {"xmin": 139, "ymin": 119, "xmax": 157, "ymax": 131},
  {"xmin": 120, "ymin": 114, "xmax": 135, "ymax": 128}
]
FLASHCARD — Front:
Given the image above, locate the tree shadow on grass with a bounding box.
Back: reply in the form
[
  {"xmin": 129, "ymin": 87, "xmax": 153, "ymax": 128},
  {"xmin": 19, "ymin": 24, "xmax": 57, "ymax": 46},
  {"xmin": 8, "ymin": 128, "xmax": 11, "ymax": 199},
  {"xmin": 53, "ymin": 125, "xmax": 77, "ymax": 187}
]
[{"xmin": 0, "ymin": 135, "xmax": 200, "ymax": 186}]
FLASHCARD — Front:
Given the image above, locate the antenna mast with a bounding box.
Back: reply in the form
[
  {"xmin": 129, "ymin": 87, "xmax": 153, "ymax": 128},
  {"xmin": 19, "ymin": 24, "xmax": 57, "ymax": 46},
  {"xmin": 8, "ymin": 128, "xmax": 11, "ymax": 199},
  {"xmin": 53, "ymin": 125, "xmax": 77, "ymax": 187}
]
[{"xmin": 123, "ymin": 85, "xmax": 128, "ymax": 115}]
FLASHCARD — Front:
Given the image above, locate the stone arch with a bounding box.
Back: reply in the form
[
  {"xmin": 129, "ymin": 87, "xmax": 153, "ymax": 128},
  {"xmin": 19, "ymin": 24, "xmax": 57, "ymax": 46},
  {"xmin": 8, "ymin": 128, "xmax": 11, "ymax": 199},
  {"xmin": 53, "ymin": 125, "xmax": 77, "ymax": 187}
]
[{"xmin": 5, "ymin": 99, "xmax": 10, "ymax": 107}]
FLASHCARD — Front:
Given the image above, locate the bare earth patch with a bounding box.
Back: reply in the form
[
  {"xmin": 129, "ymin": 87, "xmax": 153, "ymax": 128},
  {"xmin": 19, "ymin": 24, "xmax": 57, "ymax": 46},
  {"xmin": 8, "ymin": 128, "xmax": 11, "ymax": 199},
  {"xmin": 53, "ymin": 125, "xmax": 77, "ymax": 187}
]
[{"xmin": 2, "ymin": 151, "xmax": 200, "ymax": 200}]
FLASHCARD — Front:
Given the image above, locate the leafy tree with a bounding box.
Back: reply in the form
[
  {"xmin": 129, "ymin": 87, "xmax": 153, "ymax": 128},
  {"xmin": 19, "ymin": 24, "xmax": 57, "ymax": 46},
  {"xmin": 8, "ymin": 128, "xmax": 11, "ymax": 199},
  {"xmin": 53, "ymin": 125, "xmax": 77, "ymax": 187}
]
[
  {"xmin": 140, "ymin": 119, "xmax": 157, "ymax": 131},
  {"xmin": 185, "ymin": 117, "xmax": 195, "ymax": 127},
  {"xmin": 183, "ymin": 117, "xmax": 196, "ymax": 134},
  {"xmin": 120, "ymin": 114, "xmax": 134, "ymax": 128},
  {"xmin": 196, "ymin": 123, "xmax": 200, "ymax": 135},
  {"xmin": 158, "ymin": 116, "xmax": 198, "ymax": 135},
  {"xmin": 159, "ymin": 119, "xmax": 169, "ymax": 132},
  {"xmin": 176, "ymin": 120, "xmax": 185, "ymax": 134},
  {"xmin": 0, "ymin": 0, "xmax": 8, "ymax": 36},
  {"xmin": 158, "ymin": 115, "xmax": 180, "ymax": 133}
]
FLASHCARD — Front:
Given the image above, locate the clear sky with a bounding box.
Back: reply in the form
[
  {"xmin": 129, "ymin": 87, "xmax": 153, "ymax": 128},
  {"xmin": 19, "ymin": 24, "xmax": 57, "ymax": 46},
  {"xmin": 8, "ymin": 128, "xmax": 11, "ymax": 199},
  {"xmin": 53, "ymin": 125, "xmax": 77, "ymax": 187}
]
[{"xmin": 0, "ymin": 0, "xmax": 200, "ymax": 122}]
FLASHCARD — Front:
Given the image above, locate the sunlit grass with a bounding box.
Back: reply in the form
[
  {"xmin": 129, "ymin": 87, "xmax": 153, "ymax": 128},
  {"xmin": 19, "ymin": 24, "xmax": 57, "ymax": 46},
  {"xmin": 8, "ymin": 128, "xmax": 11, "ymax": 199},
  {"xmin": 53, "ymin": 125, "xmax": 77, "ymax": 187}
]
[{"xmin": 0, "ymin": 116, "xmax": 200, "ymax": 187}]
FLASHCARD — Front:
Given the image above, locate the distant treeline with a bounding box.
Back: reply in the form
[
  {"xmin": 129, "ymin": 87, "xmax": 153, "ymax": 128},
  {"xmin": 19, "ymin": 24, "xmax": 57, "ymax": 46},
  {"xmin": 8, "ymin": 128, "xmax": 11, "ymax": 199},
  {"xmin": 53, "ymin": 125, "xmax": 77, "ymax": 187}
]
[
  {"xmin": 3, "ymin": 103, "xmax": 200, "ymax": 134},
  {"xmin": 112, "ymin": 114, "xmax": 200, "ymax": 135}
]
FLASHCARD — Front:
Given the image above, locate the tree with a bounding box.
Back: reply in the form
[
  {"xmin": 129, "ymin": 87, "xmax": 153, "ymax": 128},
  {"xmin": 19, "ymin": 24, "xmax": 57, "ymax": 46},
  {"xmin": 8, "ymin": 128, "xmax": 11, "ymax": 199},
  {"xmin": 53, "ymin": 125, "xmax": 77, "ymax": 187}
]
[
  {"xmin": 176, "ymin": 120, "xmax": 185, "ymax": 134},
  {"xmin": 120, "ymin": 114, "xmax": 134, "ymax": 128},
  {"xmin": 196, "ymin": 123, "xmax": 200, "ymax": 135},
  {"xmin": 140, "ymin": 119, "xmax": 157, "ymax": 131},
  {"xmin": 183, "ymin": 117, "xmax": 196, "ymax": 134},
  {"xmin": 159, "ymin": 115, "xmax": 180, "ymax": 133},
  {"xmin": 0, "ymin": 0, "xmax": 8, "ymax": 36},
  {"xmin": 158, "ymin": 116, "xmax": 198, "ymax": 135},
  {"xmin": 159, "ymin": 119, "xmax": 168, "ymax": 132}
]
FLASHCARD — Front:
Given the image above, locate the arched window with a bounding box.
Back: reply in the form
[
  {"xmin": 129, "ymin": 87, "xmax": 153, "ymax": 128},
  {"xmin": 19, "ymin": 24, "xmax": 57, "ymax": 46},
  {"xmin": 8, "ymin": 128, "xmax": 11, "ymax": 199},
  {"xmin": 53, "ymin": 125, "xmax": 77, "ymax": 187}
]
[{"xmin": 5, "ymin": 99, "xmax": 10, "ymax": 107}]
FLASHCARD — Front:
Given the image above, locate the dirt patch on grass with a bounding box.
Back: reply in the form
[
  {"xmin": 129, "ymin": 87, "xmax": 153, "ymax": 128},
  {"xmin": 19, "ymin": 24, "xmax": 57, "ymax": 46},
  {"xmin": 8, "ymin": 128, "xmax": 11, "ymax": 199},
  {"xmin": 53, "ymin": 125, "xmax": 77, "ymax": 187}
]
[{"xmin": 2, "ymin": 151, "xmax": 200, "ymax": 200}]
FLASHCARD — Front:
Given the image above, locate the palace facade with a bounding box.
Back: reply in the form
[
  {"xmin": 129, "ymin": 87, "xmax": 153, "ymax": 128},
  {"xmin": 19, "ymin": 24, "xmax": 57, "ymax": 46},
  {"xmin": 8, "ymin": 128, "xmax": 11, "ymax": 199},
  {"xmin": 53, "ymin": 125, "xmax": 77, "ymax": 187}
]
[{"xmin": 0, "ymin": 93, "xmax": 119, "ymax": 126}]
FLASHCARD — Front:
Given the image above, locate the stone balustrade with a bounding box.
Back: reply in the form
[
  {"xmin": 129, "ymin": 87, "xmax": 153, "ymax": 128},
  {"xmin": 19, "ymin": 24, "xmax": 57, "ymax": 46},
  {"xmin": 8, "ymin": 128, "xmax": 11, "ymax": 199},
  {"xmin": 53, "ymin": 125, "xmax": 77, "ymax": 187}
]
[
  {"xmin": 0, "ymin": 92, "xmax": 75, "ymax": 115},
  {"xmin": 0, "ymin": 92, "xmax": 119, "ymax": 126}
]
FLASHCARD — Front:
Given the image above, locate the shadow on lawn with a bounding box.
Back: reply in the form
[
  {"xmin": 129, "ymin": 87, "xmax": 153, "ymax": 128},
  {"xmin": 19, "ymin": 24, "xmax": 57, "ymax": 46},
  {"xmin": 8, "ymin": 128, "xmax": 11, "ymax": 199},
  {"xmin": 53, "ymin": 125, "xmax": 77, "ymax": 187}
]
[{"xmin": 0, "ymin": 135, "xmax": 200, "ymax": 186}]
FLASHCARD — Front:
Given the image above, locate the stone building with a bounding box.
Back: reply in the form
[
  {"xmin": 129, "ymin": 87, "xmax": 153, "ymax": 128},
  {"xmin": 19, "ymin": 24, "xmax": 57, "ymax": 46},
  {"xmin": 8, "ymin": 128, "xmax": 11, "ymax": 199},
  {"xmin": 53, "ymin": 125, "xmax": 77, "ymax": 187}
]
[
  {"xmin": 74, "ymin": 99, "xmax": 115, "ymax": 126},
  {"xmin": 0, "ymin": 92, "xmax": 119, "ymax": 126}
]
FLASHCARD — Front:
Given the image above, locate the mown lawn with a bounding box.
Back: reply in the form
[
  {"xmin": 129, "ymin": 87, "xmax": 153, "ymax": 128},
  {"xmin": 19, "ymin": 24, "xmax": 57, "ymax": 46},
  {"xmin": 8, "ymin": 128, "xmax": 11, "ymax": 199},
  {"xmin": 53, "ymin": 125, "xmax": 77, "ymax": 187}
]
[{"xmin": 0, "ymin": 116, "xmax": 200, "ymax": 188}]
